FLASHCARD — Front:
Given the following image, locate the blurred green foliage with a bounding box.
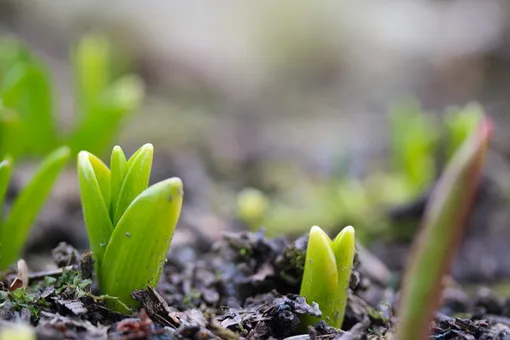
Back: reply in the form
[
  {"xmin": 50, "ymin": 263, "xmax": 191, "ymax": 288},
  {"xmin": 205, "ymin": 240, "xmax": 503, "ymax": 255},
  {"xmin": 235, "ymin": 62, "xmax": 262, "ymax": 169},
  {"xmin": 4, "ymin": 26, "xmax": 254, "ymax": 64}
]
[
  {"xmin": 236, "ymin": 101, "xmax": 486, "ymax": 244},
  {"xmin": 0, "ymin": 33, "xmax": 144, "ymax": 160}
]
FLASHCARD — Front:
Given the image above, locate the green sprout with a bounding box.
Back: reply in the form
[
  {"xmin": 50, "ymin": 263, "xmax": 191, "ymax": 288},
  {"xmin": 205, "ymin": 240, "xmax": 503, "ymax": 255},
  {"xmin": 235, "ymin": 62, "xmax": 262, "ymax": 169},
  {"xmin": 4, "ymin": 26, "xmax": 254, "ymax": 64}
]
[
  {"xmin": 0, "ymin": 146, "xmax": 70, "ymax": 270},
  {"xmin": 444, "ymin": 102, "xmax": 484, "ymax": 161},
  {"xmin": 0, "ymin": 33, "xmax": 144, "ymax": 160},
  {"xmin": 395, "ymin": 116, "xmax": 492, "ymax": 340},
  {"xmin": 389, "ymin": 99, "xmax": 438, "ymax": 202},
  {"xmin": 299, "ymin": 225, "xmax": 355, "ymax": 329},
  {"xmin": 77, "ymin": 143, "xmax": 183, "ymax": 313}
]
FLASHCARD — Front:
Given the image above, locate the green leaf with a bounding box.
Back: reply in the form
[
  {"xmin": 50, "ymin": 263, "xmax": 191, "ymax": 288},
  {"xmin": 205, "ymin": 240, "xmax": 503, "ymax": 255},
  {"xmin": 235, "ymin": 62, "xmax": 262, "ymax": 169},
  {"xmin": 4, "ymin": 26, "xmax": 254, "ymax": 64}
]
[
  {"xmin": 109, "ymin": 146, "xmax": 127, "ymax": 220},
  {"xmin": 0, "ymin": 146, "xmax": 70, "ymax": 270},
  {"xmin": 395, "ymin": 117, "xmax": 492, "ymax": 340},
  {"xmin": 332, "ymin": 225, "xmax": 355, "ymax": 328},
  {"xmin": 77, "ymin": 151, "xmax": 113, "ymax": 272},
  {"xmin": 1, "ymin": 60, "xmax": 55, "ymax": 155},
  {"xmin": 100, "ymin": 177, "xmax": 183, "ymax": 312},
  {"xmin": 88, "ymin": 153, "xmax": 111, "ymax": 211},
  {"xmin": 299, "ymin": 226, "xmax": 339, "ymax": 329},
  {"xmin": 73, "ymin": 33, "xmax": 111, "ymax": 114},
  {"xmin": 113, "ymin": 143, "xmax": 153, "ymax": 225},
  {"xmin": 0, "ymin": 156, "xmax": 12, "ymax": 221}
]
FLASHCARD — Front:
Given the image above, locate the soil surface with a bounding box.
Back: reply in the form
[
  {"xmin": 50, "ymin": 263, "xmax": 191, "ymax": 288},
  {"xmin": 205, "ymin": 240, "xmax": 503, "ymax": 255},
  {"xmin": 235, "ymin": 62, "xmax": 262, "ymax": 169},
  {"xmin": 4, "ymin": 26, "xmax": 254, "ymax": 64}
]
[{"xmin": 2, "ymin": 230, "xmax": 510, "ymax": 339}]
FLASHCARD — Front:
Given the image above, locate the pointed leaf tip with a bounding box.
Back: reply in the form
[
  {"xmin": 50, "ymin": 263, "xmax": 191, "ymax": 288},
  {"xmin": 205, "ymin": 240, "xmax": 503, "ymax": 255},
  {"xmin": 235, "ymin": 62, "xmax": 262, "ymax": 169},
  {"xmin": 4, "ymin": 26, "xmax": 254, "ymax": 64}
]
[
  {"xmin": 300, "ymin": 225, "xmax": 339, "ymax": 328},
  {"xmin": 114, "ymin": 143, "xmax": 154, "ymax": 224}
]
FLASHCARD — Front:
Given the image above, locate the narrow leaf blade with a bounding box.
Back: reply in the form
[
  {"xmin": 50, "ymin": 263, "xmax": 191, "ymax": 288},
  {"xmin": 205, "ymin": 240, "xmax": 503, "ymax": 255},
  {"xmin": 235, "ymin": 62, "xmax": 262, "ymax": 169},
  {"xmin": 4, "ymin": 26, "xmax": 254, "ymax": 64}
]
[
  {"xmin": 101, "ymin": 177, "xmax": 183, "ymax": 312},
  {"xmin": 77, "ymin": 151, "xmax": 113, "ymax": 272},
  {"xmin": 299, "ymin": 226, "xmax": 339, "ymax": 329},
  {"xmin": 0, "ymin": 146, "xmax": 70, "ymax": 269},
  {"xmin": 113, "ymin": 143, "xmax": 153, "ymax": 225},
  {"xmin": 332, "ymin": 225, "xmax": 356, "ymax": 328},
  {"xmin": 396, "ymin": 117, "xmax": 492, "ymax": 340},
  {"xmin": 109, "ymin": 145, "xmax": 127, "ymax": 220},
  {"xmin": 87, "ymin": 153, "xmax": 111, "ymax": 211}
]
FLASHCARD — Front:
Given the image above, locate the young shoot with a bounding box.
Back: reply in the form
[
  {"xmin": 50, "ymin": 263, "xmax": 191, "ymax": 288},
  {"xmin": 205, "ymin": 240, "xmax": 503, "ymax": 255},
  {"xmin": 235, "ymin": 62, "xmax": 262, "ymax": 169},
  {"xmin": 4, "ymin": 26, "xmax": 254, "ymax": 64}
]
[
  {"xmin": 0, "ymin": 146, "xmax": 70, "ymax": 270},
  {"xmin": 299, "ymin": 225, "xmax": 355, "ymax": 330},
  {"xmin": 77, "ymin": 143, "xmax": 183, "ymax": 313}
]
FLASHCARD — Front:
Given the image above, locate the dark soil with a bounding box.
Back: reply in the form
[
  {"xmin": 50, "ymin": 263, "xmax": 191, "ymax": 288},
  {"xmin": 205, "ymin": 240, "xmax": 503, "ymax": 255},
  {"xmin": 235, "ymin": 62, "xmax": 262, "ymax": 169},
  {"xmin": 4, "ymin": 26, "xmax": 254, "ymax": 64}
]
[{"xmin": 1, "ymin": 229, "xmax": 510, "ymax": 340}]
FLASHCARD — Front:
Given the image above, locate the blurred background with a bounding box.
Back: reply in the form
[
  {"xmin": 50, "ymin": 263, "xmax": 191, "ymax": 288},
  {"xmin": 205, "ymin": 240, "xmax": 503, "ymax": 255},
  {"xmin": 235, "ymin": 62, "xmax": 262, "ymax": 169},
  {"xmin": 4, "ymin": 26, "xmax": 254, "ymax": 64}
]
[{"xmin": 2, "ymin": 0, "xmax": 510, "ymax": 285}]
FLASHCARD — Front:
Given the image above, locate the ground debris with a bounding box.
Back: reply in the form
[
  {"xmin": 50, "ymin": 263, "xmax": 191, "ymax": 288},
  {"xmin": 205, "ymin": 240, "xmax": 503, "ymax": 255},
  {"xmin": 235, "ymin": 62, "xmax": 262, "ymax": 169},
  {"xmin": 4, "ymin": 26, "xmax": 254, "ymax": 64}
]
[
  {"xmin": 108, "ymin": 309, "xmax": 169, "ymax": 340},
  {"xmin": 218, "ymin": 290, "xmax": 321, "ymax": 339},
  {"xmin": 431, "ymin": 313, "xmax": 510, "ymax": 340},
  {"xmin": 132, "ymin": 286, "xmax": 179, "ymax": 328},
  {"xmin": 37, "ymin": 311, "xmax": 107, "ymax": 339},
  {"xmin": 52, "ymin": 242, "xmax": 81, "ymax": 268}
]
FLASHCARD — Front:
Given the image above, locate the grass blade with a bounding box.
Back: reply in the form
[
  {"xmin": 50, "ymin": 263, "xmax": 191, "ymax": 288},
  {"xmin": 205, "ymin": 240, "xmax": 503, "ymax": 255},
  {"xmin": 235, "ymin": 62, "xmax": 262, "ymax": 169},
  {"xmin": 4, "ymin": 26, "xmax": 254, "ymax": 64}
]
[
  {"xmin": 0, "ymin": 156, "xmax": 12, "ymax": 221},
  {"xmin": 77, "ymin": 151, "xmax": 113, "ymax": 271},
  {"xmin": 0, "ymin": 146, "xmax": 70, "ymax": 269},
  {"xmin": 109, "ymin": 146, "xmax": 127, "ymax": 220},
  {"xmin": 299, "ymin": 226, "xmax": 339, "ymax": 329},
  {"xmin": 332, "ymin": 225, "xmax": 356, "ymax": 328},
  {"xmin": 100, "ymin": 178, "xmax": 183, "ymax": 312},
  {"xmin": 395, "ymin": 117, "xmax": 492, "ymax": 340},
  {"xmin": 113, "ymin": 143, "xmax": 153, "ymax": 225}
]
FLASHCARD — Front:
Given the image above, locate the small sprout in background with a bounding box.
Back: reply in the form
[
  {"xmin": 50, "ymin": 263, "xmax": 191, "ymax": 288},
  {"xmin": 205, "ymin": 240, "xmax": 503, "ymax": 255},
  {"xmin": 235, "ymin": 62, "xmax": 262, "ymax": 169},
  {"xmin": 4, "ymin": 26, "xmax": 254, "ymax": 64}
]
[
  {"xmin": 444, "ymin": 102, "xmax": 484, "ymax": 161},
  {"xmin": 77, "ymin": 143, "xmax": 183, "ymax": 313},
  {"xmin": 0, "ymin": 146, "xmax": 70, "ymax": 271},
  {"xmin": 395, "ymin": 116, "xmax": 492, "ymax": 340},
  {"xmin": 299, "ymin": 225, "xmax": 355, "ymax": 330},
  {"xmin": 388, "ymin": 99, "xmax": 438, "ymax": 202},
  {"xmin": 236, "ymin": 187, "xmax": 269, "ymax": 230}
]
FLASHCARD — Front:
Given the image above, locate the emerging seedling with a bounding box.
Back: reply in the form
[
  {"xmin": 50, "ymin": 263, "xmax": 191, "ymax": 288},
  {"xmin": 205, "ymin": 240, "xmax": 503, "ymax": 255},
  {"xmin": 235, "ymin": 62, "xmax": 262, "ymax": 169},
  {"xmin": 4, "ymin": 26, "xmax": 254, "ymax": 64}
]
[
  {"xmin": 0, "ymin": 146, "xmax": 70, "ymax": 270},
  {"xmin": 299, "ymin": 225, "xmax": 356, "ymax": 329},
  {"xmin": 395, "ymin": 116, "xmax": 492, "ymax": 340},
  {"xmin": 77, "ymin": 143, "xmax": 183, "ymax": 313}
]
